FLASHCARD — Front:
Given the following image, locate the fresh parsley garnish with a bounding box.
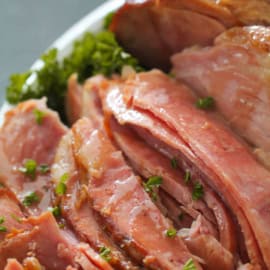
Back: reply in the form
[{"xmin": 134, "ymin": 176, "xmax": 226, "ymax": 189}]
[
  {"xmin": 19, "ymin": 159, "xmax": 37, "ymax": 179},
  {"xmin": 183, "ymin": 258, "xmax": 197, "ymax": 270},
  {"xmin": 192, "ymin": 182, "xmax": 204, "ymax": 201},
  {"xmin": 171, "ymin": 157, "xmax": 178, "ymax": 169},
  {"xmin": 165, "ymin": 228, "xmax": 177, "ymax": 238},
  {"xmin": 6, "ymin": 31, "xmax": 143, "ymax": 121},
  {"xmin": 49, "ymin": 206, "xmax": 61, "ymax": 218},
  {"xmin": 33, "ymin": 109, "xmax": 45, "ymax": 125},
  {"xmin": 23, "ymin": 192, "xmax": 40, "ymax": 206},
  {"xmin": 55, "ymin": 173, "xmax": 69, "ymax": 195},
  {"xmin": 196, "ymin": 96, "xmax": 214, "ymax": 110},
  {"xmin": 103, "ymin": 12, "xmax": 115, "ymax": 30},
  {"xmin": 99, "ymin": 246, "xmax": 111, "ymax": 262},
  {"xmin": 0, "ymin": 226, "xmax": 7, "ymax": 232},
  {"xmin": 0, "ymin": 216, "xmax": 5, "ymax": 224},
  {"xmin": 184, "ymin": 170, "xmax": 191, "ymax": 184},
  {"xmin": 143, "ymin": 176, "xmax": 163, "ymax": 201},
  {"xmin": 38, "ymin": 164, "xmax": 50, "ymax": 174}
]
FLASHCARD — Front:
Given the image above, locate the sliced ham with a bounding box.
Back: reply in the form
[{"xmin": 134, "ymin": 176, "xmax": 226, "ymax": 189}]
[
  {"xmin": 71, "ymin": 117, "xmax": 202, "ymax": 270},
  {"xmin": 0, "ymin": 99, "xmax": 67, "ymax": 215},
  {"xmin": 109, "ymin": 118, "xmax": 236, "ymax": 255},
  {"xmin": 100, "ymin": 70, "xmax": 270, "ymax": 269},
  {"xmin": 0, "ymin": 188, "xmax": 29, "ymax": 242},
  {"xmin": 110, "ymin": 0, "xmax": 234, "ymax": 70},
  {"xmin": 52, "ymin": 131, "xmax": 140, "ymax": 270},
  {"xmin": 171, "ymin": 25, "xmax": 270, "ymax": 169}
]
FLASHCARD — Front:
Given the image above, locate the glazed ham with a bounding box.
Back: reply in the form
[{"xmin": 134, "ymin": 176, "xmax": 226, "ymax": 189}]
[
  {"xmin": 0, "ymin": 98, "xmax": 67, "ymax": 215},
  {"xmin": 172, "ymin": 25, "xmax": 270, "ymax": 169},
  {"xmin": 71, "ymin": 117, "xmax": 202, "ymax": 270},
  {"xmin": 99, "ymin": 70, "xmax": 270, "ymax": 269},
  {"xmin": 110, "ymin": 0, "xmax": 270, "ymax": 70},
  {"xmin": 52, "ymin": 132, "xmax": 140, "ymax": 270}
]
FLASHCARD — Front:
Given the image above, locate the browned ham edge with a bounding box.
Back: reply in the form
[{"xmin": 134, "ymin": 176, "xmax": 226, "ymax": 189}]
[
  {"xmin": 99, "ymin": 70, "xmax": 270, "ymax": 269},
  {"xmin": 71, "ymin": 117, "xmax": 202, "ymax": 270},
  {"xmin": 52, "ymin": 132, "xmax": 141, "ymax": 270}
]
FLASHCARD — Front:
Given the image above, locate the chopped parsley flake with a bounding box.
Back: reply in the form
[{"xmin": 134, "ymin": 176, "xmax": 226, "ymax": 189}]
[
  {"xmin": 55, "ymin": 173, "xmax": 69, "ymax": 195},
  {"xmin": 0, "ymin": 216, "xmax": 5, "ymax": 224},
  {"xmin": 196, "ymin": 96, "xmax": 214, "ymax": 110},
  {"xmin": 183, "ymin": 258, "xmax": 197, "ymax": 270},
  {"xmin": 49, "ymin": 206, "xmax": 61, "ymax": 218},
  {"xmin": 38, "ymin": 164, "xmax": 50, "ymax": 174},
  {"xmin": 99, "ymin": 246, "xmax": 111, "ymax": 262},
  {"xmin": 165, "ymin": 228, "xmax": 177, "ymax": 238},
  {"xmin": 19, "ymin": 159, "xmax": 37, "ymax": 179},
  {"xmin": 171, "ymin": 157, "xmax": 178, "ymax": 169},
  {"xmin": 184, "ymin": 170, "xmax": 191, "ymax": 184},
  {"xmin": 23, "ymin": 192, "xmax": 40, "ymax": 206},
  {"xmin": 192, "ymin": 182, "xmax": 204, "ymax": 201},
  {"xmin": 0, "ymin": 183, "xmax": 5, "ymax": 188},
  {"xmin": 143, "ymin": 176, "xmax": 163, "ymax": 201},
  {"xmin": 0, "ymin": 226, "xmax": 7, "ymax": 232},
  {"xmin": 33, "ymin": 109, "xmax": 45, "ymax": 125}
]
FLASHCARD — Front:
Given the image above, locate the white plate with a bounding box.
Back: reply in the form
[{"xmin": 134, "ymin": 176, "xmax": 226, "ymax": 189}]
[{"xmin": 0, "ymin": 0, "xmax": 124, "ymax": 123}]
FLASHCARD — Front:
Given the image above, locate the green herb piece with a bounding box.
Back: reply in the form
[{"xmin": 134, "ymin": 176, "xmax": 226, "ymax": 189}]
[
  {"xmin": 49, "ymin": 206, "xmax": 61, "ymax": 218},
  {"xmin": 58, "ymin": 222, "xmax": 65, "ymax": 229},
  {"xmin": 99, "ymin": 246, "xmax": 111, "ymax": 262},
  {"xmin": 55, "ymin": 173, "xmax": 69, "ymax": 195},
  {"xmin": 0, "ymin": 216, "xmax": 5, "ymax": 224},
  {"xmin": 38, "ymin": 164, "xmax": 50, "ymax": 174},
  {"xmin": 196, "ymin": 96, "xmax": 214, "ymax": 110},
  {"xmin": 0, "ymin": 183, "xmax": 5, "ymax": 188},
  {"xmin": 6, "ymin": 31, "xmax": 143, "ymax": 122},
  {"xmin": 192, "ymin": 182, "xmax": 204, "ymax": 201},
  {"xmin": 103, "ymin": 12, "xmax": 115, "ymax": 30},
  {"xmin": 165, "ymin": 228, "xmax": 177, "ymax": 238},
  {"xmin": 183, "ymin": 258, "xmax": 197, "ymax": 270},
  {"xmin": 0, "ymin": 226, "xmax": 7, "ymax": 232},
  {"xmin": 178, "ymin": 213, "xmax": 184, "ymax": 221},
  {"xmin": 33, "ymin": 109, "xmax": 45, "ymax": 125},
  {"xmin": 143, "ymin": 176, "xmax": 163, "ymax": 201},
  {"xmin": 23, "ymin": 192, "xmax": 40, "ymax": 206},
  {"xmin": 171, "ymin": 157, "xmax": 178, "ymax": 169},
  {"xmin": 184, "ymin": 170, "xmax": 191, "ymax": 184},
  {"xmin": 10, "ymin": 213, "xmax": 22, "ymax": 223},
  {"xmin": 19, "ymin": 159, "xmax": 37, "ymax": 179}
]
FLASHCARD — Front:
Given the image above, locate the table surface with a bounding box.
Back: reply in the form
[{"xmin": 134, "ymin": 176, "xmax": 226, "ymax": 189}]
[{"xmin": 0, "ymin": 0, "xmax": 106, "ymax": 103}]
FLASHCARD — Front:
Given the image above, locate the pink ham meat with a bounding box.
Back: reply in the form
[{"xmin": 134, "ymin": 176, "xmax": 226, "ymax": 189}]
[
  {"xmin": 172, "ymin": 26, "xmax": 270, "ymax": 169},
  {"xmin": 0, "ymin": 99, "xmax": 67, "ymax": 215},
  {"xmin": 71, "ymin": 117, "xmax": 202, "ymax": 270},
  {"xmin": 0, "ymin": 188, "xmax": 30, "ymax": 242},
  {"xmin": 100, "ymin": 70, "xmax": 270, "ymax": 269},
  {"xmin": 0, "ymin": 211, "xmax": 111, "ymax": 270},
  {"xmin": 109, "ymin": 119, "xmax": 235, "ymax": 270},
  {"xmin": 52, "ymin": 131, "xmax": 140, "ymax": 270},
  {"xmin": 110, "ymin": 0, "xmax": 235, "ymax": 70},
  {"xmin": 66, "ymin": 74, "xmax": 104, "ymax": 126}
]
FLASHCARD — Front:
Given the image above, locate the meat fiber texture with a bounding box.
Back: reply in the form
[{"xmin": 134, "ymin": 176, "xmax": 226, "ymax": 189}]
[
  {"xmin": 172, "ymin": 25, "xmax": 270, "ymax": 170},
  {"xmin": 110, "ymin": 0, "xmax": 270, "ymax": 70}
]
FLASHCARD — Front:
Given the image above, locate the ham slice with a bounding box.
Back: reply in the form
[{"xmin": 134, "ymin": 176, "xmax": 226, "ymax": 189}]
[
  {"xmin": 71, "ymin": 117, "xmax": 202, "ymax": 270},
  {"xmin": 0, "ymin": 188, "xmax": 30, "ymax": 242},
  {"xmin": 52, "ymin": 131, "xmax": 140, "ymax": 270},
  {"xmin": 110, "ymin": 0, "xmax": 234, "ymax": 70},
  {"xmin": 0, "ymin": 99, "xmax": 67, "ymax": 215},
  {"xmin": 100, "ymin": 70, "xmax": 270, "ymax": 269},
  {"xmin": 172, "ymin": 25, "xmax": 270, "ymax": 169}
]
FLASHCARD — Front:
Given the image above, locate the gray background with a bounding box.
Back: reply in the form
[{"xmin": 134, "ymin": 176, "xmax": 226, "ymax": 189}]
[{"xmin": 0, "ymin": 0, "xmax": 106, "ymax": 102}]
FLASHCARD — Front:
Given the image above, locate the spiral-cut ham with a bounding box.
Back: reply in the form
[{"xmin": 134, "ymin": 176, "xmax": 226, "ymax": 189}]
[{"xmin": 99, "ymin": 70, "xmax": 270, "ymax": 269}]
